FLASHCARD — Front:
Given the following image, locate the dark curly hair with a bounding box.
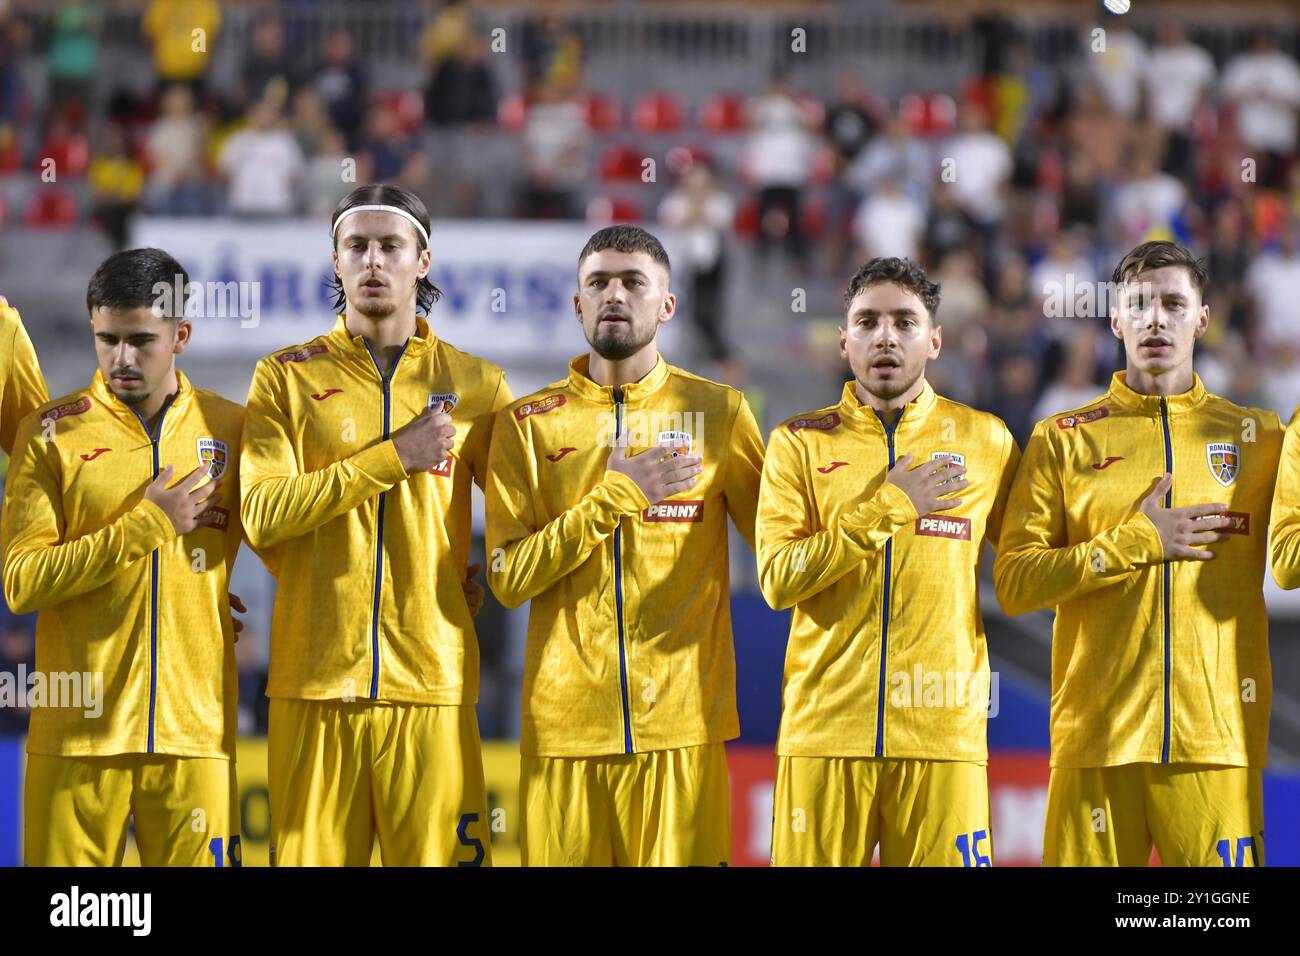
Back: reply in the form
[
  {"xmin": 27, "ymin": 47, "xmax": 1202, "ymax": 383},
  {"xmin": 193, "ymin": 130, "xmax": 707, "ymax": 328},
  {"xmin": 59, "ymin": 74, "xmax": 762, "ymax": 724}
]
[
  {"xmin": 842, "ymin": 257, "xmax": 941, "ymax": 320},
  {"xmin": 329, "ymin": 184, "xmax": 442, "ymax": 315}
]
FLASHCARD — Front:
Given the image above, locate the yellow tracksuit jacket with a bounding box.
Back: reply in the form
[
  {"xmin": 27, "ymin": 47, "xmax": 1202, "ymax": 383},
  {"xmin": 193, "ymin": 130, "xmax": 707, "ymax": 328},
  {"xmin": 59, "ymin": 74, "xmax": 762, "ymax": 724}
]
[
  {"xmin": 1, "ymin": 369, "xmax": 244, "ymax": 758},
  {"xmin": 756, "ymin": 379, "xmax": 1019, "ymax": 761},
  {"xmin": 1271, "ymin": 405, "xmax": 1300, "ymax": 589},
  {"xmin": 994, "ymin": 372, "xmax": 1283, "ymax": 768},
  {"xmin": 485, "ymin": 353, "xmax": 765, "ymax": 757},
  {"xmin": 240, "ymin": 314, "xmax": 512, "ymax": 705},
  {"xmin": 1, "ymin": 302, "xmax": 49, "ymax": 457}
]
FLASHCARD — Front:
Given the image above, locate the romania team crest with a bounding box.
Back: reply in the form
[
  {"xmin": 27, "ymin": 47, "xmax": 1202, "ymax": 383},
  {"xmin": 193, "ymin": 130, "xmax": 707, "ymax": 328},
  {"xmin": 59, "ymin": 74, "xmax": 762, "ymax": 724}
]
[
  {"xmin": 197, "ymin": 437, "xmax": 229, "ymax": 479},
  {"xmin": 1206, "ymin": 442, "xmax": 1239, "ymax": 486}
]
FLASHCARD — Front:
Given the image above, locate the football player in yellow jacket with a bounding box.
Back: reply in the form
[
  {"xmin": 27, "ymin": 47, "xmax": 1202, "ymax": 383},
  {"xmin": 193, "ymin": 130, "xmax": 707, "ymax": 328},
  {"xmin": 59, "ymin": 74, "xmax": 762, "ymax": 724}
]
[
  {"xmin": 1, "ymin": 294, "xmax": 50, "ymax": 458},
  {"xmin": 240, "ymin": 185, "xmax": 512, "ymax": 866},
  {"xmin": 2, "ymin": 248, "xmax": 244, "ymax": 866},
  {"xmin": 995, "ymin": 240, "xmax": 1283, "ymax": 866},
  {"xmin": 485, "ymin": 225, "xmax": 765, "ymax": 866},
  {"xmin": 1271, "ymin": 406, "xmax": 1300, "ymax": 590},
  {"xmin": 756, "ymin": 257, "xmax": 1020, "ymax": 866}
]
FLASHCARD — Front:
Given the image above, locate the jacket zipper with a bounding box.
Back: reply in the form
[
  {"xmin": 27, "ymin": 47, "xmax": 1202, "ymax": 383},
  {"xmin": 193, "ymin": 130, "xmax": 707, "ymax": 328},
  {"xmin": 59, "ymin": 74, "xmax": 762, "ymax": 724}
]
[
  {"xmin": 874, "ymin": 408, "xmax": 903, "ymax": 757},
  {"xmin": 1159, "ymin": 397, "xmax": 1173, "ymax": 763},
  {"xmin": 612, "ymin": 386, "xmax": 634, "ymax": 753},
  {"xmin": 129, "ymin": 393, "xmax": 176, "ymax": 754},
  {"xmin": 364, "ymin": 339, "xmax": 411, "ymax": 700}
]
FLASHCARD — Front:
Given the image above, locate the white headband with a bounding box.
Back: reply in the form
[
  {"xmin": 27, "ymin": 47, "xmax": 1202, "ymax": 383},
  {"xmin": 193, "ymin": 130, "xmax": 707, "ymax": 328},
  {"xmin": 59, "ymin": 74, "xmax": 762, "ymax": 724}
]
[{"xmin": 332, "ymin": 204, "xmax": 430, "ymax": 249}]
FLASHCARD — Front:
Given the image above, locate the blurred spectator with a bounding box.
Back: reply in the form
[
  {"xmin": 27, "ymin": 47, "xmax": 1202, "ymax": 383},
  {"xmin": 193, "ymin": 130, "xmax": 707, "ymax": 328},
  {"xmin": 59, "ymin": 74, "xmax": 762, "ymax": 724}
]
[
  {"xmin": 304, "ymin": 126, "xmax": 353, "ymax": 217},
  {"xmin": 1065, "ymin": 83, "xmax": 1135, "ymax": 182},
  {"xmin": 1246, "ymin": 217, "xmax": 1300, "ymax": 358},
  {"xmin": 933, "ymin": 247, "xmax": 989, "ymax": 340},
  {"xmin": 421, "ymin": 0, "xmax": 473, "ymax": 75},
  {"xmin": 853, "ymin": 175, "xmax": 924, "ymax": 262},
  {"xmin": 426, "ymin": 35, "xmax": 497, "ymax": 128},
  {"xmin": 1087, "ymin": 18, "xmax": 1146, "ymax": 120},
  {"xmin": 240, "ymin": 13, "xmax": 296, "ymax": 112},
  {"xmin": 845, "ymin": 112, "xmax": 931, "ymax": 209},
  {"xmin": 945, "ymin": 105, "xmax": 1013, "ymax": 274},
  {"xmin": 89, "ymin": 121, "xmax": 143, "ymax": 248},
  {"xmin": 1032, "ymin": 326, "xmax": 1103, "ymax": 423},
  {"xmin": 745, "ymin": 73, "xmax": 815, "ymax": 267},
  {"xmin": 142, "ymin": 0, "xmax": 222, "ymax": 100},
  {"xmin": 48, "ymin": 2, "xmax": 99, "ymax": 122},
  {"xmin": 1029, "ymin": 229, "xmax": 1097, "ymax": 339},
  {"xmin": 0, "ymin": 2, "xmax": 24, "ymax": 124},
  {"xmin": 307, "ymin": 28, "xmax": 367, "ymax": 149},
  {"xmin": 218, "ymin": 96, "xmax": 304, "ymax": 217},
  {"xmin": 144, "ymin": 84, "xmax": 212, "ymax": 215},
  {"xmin": 357, "ymin": 101, "xmax": 427, "ymax": 192},
  {"xmin": 519, "ymin": 78, "xmax": 587, "ymax": 219},
  {"xmin": 1145, "ymin": 22, "xmax": 1215, "ymax": 180},
  {"xmin": 291, "ymin": 86, "xmax": 333, "ymax": 159},
  {"xmin": 824, "ymin": 72, "xmax": 881, "ymax": 272},
  {"xmin": 1220, "ymin": 31, "xmax": 1300, "ymax": 190},
  {"xmin": 1109, "ymin": 142, "xmax": 1187, "ymax": 245},
  {"xmin": 923, "ymin": 182, "xmax": 976, "ymax": 268},
  {"xmin": 658, "ymin": 159, "xmax": 738, "ymax": 379},
  {"xmin": 1059, "ymin": 151, "xmax": 1102, "ymax": 234},
  {"xmin": 522, "ymin": 12, "xmax": 582, "ymax": 89},
  {"xmin": 1206, "ymin": 199, "xmax": 1254, "ymax": 336}
]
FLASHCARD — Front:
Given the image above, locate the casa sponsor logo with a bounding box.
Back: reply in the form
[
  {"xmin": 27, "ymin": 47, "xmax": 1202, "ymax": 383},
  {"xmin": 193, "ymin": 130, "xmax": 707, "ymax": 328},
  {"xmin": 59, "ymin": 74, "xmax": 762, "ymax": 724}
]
[
  {"xmin": 515, "ymin": 393, "xmax": 566, "ymax": 420},
  {"xmin": 41, "ymin": 396, "xmax": 92, "ymax": 423},
  {"xmin": 915, "ymin": 514, "xmax": 972, "ymax": 540},
  {"xmin": 275, "ymin": 343, "xmax": 328, "ymax": 364},
  {"xmin": 50, "ymin": 886, "xmax": 151, "ymax": 936},
  {"xmin": 1206, "ymin": 442, "xmax": 1240, "ymax": 486},
  {"xmin": 889, "ymin": 665, "xmax": 1000, "ymax": 717},
  {"xmin": 1222, "ymin": 510, "xmax": 1251, "ymax": 535},
  {"xmin": 642, "ymin": 500, "xmax": 704, "ymax": 523},
  {"xmin": 197, "ymin": 437, "xmax": 228, "ymax": 479},
  {"xmin": 428, "ymin": 392, "xmax": 459, "ymax": 413},
  {"xmin": 788, "ymin": 412, "xmax": 841, "ymax": 432},
  {"xmin": 595, "ymin": 411, "xmax": 704, "ymax": 448},
  {"xmin": 1056, "ymin": 405, "xmax": 1109, "ymax": 429},
  {"xmin": 0, "ymin": 666, "xmax": 103, "ymax": 718}
]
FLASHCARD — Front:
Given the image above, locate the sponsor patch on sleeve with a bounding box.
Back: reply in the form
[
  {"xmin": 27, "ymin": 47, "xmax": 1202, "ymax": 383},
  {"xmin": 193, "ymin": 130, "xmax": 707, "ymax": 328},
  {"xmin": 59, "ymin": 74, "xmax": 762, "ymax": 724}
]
[
  {"xmin": 788, "ymin": 412, "xmax": 841, "ymax": 433},
  {"xmin": 1056, "ymin": 405, "xmax": 1109, "ymax": 429},
  {"xmin": 41, "ymin": 396, "xmax": 92, "ymax": 422},
  {"xmin": 914, "ymin": 514, "xmax": 972, "ymax": 540},
  {"xmin": 275, "ymin": 343, "xmax": 329, "ymax": 364},
  {"xmin": 642, "ymin": 500, "xmax": 704, "ymax": 522},
  {"xmin": 514, "ymin": 394, "xmax": 567, "ymax": 420}
]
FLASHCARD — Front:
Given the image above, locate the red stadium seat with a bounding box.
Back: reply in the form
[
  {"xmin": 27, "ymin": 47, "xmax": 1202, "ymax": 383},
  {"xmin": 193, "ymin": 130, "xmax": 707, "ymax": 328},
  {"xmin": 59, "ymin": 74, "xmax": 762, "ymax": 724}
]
[
  {"xmin": 809, "ymin": 145, "xmax": 836, "ymax": 185},
  {"xmin": 900, "ymin": 92, "xmax": 957, "ymax": 138},
  {"xmin": 698, "ymin": 93, "xmax": 747, "ymax": 133},
  {"xmin": 0, "ymin": 125, "xmax": 20, "ymax": 173},
  {"xmin": 38, "ymin": 131, "xmax": 91, "ymax": 179},
  {"xmin": 632, "ymin": 92, "xmax": 684, "ymax": 134},
  {"xmin": 497, "ymin": 91, "xmax": 527, "ymax": 132},
  {"xmin": 580, "ymin": 92, "xmax": 622, "ymax": 132},
  {"xmin": 801, "ymin": 200, "xmax": 828, "ymax": 239},
  {"xmin": 586, "ymin": 195, "xmax": 643, "ymax": 225},
  {"xmin": 599, "ymin": 144, "xmax": 648, "ymax": 183},
  {"xmin": 23, "ymin": 189, "xmax": 78, "ymax": 228},
  {"xmin": 372, "ymin": 90, "xmax": 424, "ymax": 136},
  {"xmin": 665, "ymin": 144, "xmax": 714, "ymax": 178},
  {"xmin": 734, "ymin": 197, "xmax": 760, "ymax": 238}
]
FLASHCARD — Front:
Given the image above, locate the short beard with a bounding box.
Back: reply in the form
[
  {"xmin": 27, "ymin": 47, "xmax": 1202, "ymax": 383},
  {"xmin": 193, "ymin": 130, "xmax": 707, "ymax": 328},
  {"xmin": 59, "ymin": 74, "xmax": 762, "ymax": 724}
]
[
  {"xmin": 352, "ymin": 298, "xmax": 398, "ymax": 319},
  {"xmin": 857, "ymin": 364, "xmax": 924, "ymax": 402},
  {"xmin": 590, "ymin": 321, "xmax": 654, "ymax": 361},
  {"xmin": 112, "ymin": 387, "xmax": 150, "ymax": 406}
]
